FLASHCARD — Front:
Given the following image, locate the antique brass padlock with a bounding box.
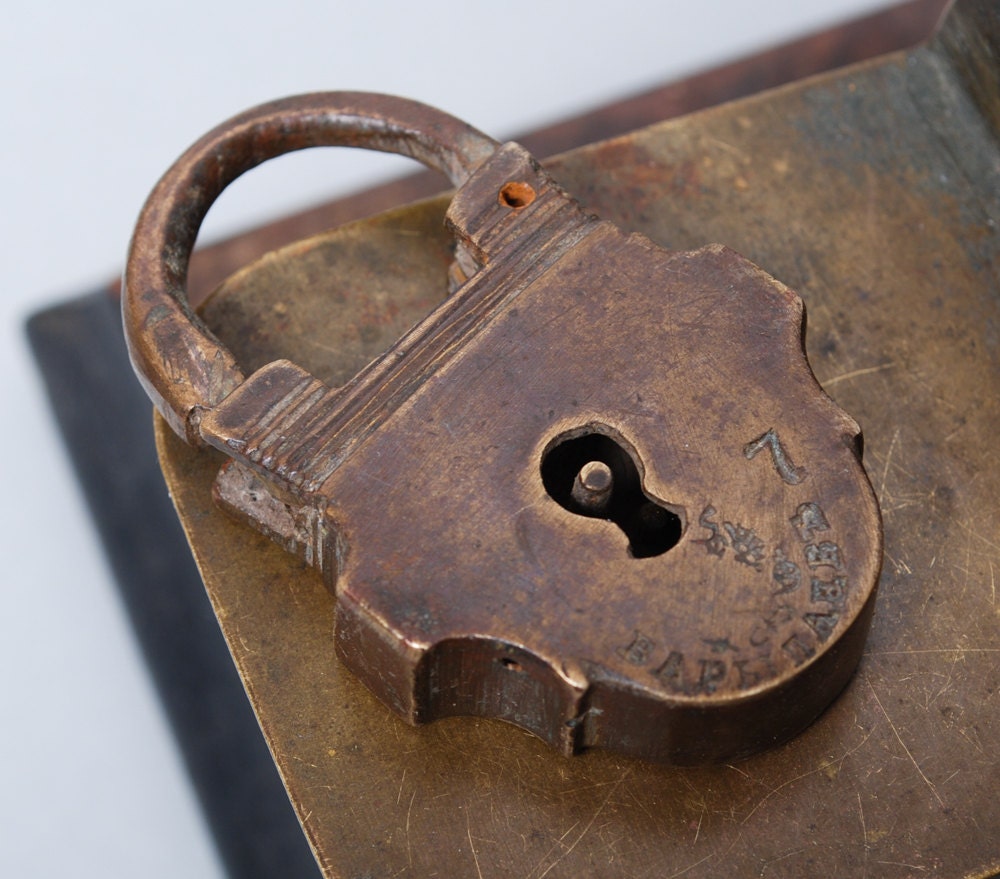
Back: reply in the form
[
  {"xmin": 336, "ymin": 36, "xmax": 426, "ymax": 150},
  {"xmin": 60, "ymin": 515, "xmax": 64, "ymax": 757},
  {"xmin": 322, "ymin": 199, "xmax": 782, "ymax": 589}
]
[{"xmin": 124, "ymin": 93, "xmax": 881, "ymax": 764}]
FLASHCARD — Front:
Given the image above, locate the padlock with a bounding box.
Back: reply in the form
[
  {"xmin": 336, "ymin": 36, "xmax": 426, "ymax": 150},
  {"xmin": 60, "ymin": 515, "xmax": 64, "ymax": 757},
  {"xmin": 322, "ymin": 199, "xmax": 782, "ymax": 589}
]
[{"xmin": 124, "ymin": 92, "xmax": 882, "ymax": 764}]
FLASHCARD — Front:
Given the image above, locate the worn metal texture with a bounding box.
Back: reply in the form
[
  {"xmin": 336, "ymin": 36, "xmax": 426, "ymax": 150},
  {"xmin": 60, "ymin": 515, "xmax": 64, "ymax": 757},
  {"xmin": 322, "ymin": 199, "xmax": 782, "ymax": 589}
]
[
  {"xmin": 156, "ymin": 1, "xmax": 998, "ymax": 875},
  {"xmin": 183, "ymin": 139, "xmax": 880, "ymax": 763}
]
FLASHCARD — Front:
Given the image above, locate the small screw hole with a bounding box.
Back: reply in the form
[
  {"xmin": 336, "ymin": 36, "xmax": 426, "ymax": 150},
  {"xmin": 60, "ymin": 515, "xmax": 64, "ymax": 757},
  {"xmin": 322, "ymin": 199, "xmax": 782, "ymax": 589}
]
[
  {"xmin": 499, "ymin": 181, "xmax": 536, "ymax": 209},
  {"xmin": 500, "ymin": 657, "xmax": 523, "ymax": 672}
]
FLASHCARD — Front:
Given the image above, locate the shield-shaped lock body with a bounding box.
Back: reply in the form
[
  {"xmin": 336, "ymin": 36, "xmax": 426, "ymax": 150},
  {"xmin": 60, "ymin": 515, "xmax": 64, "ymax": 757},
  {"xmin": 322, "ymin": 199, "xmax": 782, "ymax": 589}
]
[{"xmin": 125, "ymin": 94, "xmax": 881, "ymax": 764}]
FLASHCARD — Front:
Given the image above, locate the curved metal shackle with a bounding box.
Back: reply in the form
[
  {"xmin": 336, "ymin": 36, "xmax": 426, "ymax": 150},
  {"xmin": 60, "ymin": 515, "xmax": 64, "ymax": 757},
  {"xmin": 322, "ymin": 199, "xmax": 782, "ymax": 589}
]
[{"xmin": 123, "ymin": 91, "xmax": 500, "ymax": 445}]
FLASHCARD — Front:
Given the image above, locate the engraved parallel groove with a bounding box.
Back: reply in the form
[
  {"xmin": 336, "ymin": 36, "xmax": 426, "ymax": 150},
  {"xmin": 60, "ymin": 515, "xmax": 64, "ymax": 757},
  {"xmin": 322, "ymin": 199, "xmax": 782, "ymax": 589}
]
[
  {"xmin": 206, "ymin": 181, "xmax": 599, "ymax": 499},
  {"xmin": 245, "ymin": 381, "xmax": 329, "ymax": 461},
  {"xmin": 208, "ymin": 371, "xmax": 348, "ymax": 492},
  {"xmin": 473, "ymin": 186, "xmax": 569, "ymax": 254},
  {"xmin": 213, "ymin": 369, "xmax": 318, "ymax": 455},
  {"xmin": 297, "ymin": 193, "xmax": 576, "ymax": 434},
  {"xmin": 261, "ymin": 387, "xmax": 345, "ymax": 484},
  {"xmin": 247, "ymin": 201, "xmax": 597, "ymax": 493},
  {"xmin": 257, "ymin": 385, "xmax": 341, "ymax": 475},
  {"xmin": 280, "ymin": 396, "xmax": 358, "ymax": 488},
  {"xmin": 461, "ymin": 179, "xmax": 558, "ymax": 243},
  {"xmin": 300, "ymin": 208, "xmax": 600, "ymax": 492},
  {"xmin": 246, "ymin": 372, "xmax": 320, "ymax": 434}
]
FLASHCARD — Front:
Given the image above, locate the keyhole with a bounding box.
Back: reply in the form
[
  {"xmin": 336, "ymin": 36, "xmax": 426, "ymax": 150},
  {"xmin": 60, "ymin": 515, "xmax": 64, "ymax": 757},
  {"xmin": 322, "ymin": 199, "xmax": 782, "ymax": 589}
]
[{"xmin": 540, "ymin": 428, "xmax": 683, "ymax": 558}]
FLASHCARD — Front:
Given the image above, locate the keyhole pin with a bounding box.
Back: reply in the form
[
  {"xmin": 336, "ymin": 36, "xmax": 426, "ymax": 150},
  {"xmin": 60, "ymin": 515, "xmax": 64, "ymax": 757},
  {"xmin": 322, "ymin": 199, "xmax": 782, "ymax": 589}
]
[
  {"xmin": 541, "ymin": 428, "xmax": 684, "ymax": 558},
  {"xmin": 571, "ymin": 461, "xmax": 614, "ymax": 513}
]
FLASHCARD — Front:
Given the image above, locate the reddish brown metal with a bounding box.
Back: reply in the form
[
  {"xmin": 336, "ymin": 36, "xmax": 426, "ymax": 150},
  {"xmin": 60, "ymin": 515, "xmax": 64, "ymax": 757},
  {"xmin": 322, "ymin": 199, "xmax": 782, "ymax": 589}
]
[
  {"xmin": 123, "ymin": 92, "xmax": 497, "ymax": 445},
  {"xmin": 125, "ymin": 93, "xmax": 881, "ymax": 765}
]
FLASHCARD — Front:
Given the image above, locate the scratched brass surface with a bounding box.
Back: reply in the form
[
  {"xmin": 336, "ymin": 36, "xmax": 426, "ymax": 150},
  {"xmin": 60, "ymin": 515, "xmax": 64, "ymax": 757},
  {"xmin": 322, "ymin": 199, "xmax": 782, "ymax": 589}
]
[{"xmin": 158, "ymin": 3, "xmax": 999, "ymax": 875}]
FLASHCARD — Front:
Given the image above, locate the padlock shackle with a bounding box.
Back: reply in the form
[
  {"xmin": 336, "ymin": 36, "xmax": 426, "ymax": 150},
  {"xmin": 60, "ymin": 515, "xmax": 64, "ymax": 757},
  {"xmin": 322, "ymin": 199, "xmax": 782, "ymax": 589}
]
[{"xmin": 123, "ymin": 91, "xmax": 499, "ymax": 444}]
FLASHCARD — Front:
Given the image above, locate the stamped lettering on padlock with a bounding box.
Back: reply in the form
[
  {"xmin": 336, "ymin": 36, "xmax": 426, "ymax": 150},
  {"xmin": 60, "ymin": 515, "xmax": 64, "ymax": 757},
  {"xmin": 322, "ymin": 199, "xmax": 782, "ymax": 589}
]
[{"xmin": 124, "ymin": 93, "xmax": 882, "ymax": 764}]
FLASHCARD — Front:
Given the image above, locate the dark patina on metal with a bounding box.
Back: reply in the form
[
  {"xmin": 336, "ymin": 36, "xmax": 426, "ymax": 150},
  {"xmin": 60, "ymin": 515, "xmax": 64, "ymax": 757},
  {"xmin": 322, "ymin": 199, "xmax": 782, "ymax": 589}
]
[{"xmin": 124, "ymin": 94, "xmax": 881, "ymax": 766}]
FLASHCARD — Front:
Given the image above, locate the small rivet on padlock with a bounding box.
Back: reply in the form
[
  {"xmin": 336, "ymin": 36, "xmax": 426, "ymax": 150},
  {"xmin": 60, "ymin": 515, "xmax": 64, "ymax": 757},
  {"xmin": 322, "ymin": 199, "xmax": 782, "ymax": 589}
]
[
  {"xmin": 499, "ymin": 181, "xmax": 536, "ymax": 209},
  {"xmin": 571, "ymin": 460, "xmax": 614, "ymax": 513}
]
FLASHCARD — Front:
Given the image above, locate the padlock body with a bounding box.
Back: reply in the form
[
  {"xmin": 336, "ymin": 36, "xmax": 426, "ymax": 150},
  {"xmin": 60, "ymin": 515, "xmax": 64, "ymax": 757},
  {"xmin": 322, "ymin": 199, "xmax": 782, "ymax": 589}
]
[
  {"xmin": 318, "ymin": 227, "xmax": 881, "ymax": 763},
  {"xmin": 199, "ymin": 144, "xmax": 881, "ymax": 763}
]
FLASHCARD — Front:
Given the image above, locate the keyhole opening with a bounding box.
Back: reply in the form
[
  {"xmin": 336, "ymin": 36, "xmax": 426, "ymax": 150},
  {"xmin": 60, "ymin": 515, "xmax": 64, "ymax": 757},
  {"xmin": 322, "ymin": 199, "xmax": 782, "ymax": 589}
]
[{"xmin": 541, "ymin": 428, "xmax": 683, "ymax": 559}]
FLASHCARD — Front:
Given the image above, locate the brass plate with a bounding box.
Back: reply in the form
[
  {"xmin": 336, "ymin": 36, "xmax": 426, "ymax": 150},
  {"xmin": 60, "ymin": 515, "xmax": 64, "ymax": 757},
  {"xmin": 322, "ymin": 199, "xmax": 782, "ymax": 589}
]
[{"xmin": 157, "ymin": 5, "xmax": 1000, "ymax": 875}]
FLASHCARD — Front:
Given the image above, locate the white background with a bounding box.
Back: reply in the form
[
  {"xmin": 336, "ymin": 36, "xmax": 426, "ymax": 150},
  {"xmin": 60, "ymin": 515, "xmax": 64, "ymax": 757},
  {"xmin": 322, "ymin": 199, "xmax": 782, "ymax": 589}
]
[{"xmin": 2, "ymin": 1, "xmax": 910, "ymax": 875}]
